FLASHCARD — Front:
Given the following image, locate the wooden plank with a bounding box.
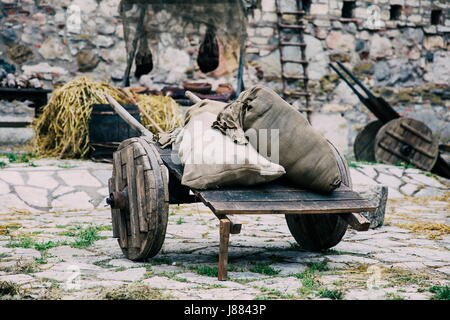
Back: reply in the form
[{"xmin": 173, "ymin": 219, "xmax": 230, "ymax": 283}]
[
  {"xmin": 108, "ymin": 177, "xmax": 120, "ymax": 238},
  {"xmin": 208, "ymin": 200, "xmax": 377, "ymax": 215},
  {"xmin": 126, "ymin": 147, "xmax": 141, "ymax": 248},
  {"xmin": 198, "ymin": 189, "xmax": 363, "ymax": 203},
  {"xmin": 135, "ymin": 165, "xmax": 149, "ymax": 232},
  {"xmin": 218, "ymin": 219, "xmax": 231, "ymax": 281},
  {"xmin": 339, "ymin": 212, "xmax": 371, "ymax": 231},
  {"xmin": 144, "ymin": 169, "xmax": 157, "ymax": 235},
  {"xmin": 113, "ymin": 150, "xmax": 127, "ymax": 248}
]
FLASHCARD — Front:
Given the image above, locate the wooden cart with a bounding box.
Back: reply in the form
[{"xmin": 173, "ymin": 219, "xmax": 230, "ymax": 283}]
[{"xmin": 105, "ymin": 94, "xmax": 377, "ymax": 280}]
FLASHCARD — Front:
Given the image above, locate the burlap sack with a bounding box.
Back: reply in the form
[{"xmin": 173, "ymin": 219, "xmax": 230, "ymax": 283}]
[
  {"xmin": 213, "ymin": 85, "xmax": 341, "ymax": 193},
  {"xmin": 178, "ymin": 99, "xmax": 285, "ymax": 190}
]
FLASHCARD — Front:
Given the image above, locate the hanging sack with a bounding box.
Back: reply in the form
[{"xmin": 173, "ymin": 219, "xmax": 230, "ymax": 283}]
[
  {"xmin": 197, "ymin": 23, "xmax": 219, "ymax": 73},
  {"xmin": 135, "ymin": 32, "xmax": 153, "ymax": 78}
]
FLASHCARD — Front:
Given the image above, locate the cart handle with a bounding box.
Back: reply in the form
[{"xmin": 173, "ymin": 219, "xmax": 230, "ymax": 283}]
[
  {"xmin": 185, "ymin": 90, "xmax": 201, "ymax": 104},
  {"xmin": 105, "ymin": 94, "xmax": 154, "ymax": 138}
]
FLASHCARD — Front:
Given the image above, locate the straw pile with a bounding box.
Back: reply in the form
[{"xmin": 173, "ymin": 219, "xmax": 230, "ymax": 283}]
[{"xmin": 33, "ymin": 77, "xmax": 182, "ymax": 158}]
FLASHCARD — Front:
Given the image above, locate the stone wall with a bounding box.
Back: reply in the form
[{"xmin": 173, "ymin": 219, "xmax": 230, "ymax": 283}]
[{"xmin": 0, "ymin": 0, "xmax": 449, "ymax": 157}]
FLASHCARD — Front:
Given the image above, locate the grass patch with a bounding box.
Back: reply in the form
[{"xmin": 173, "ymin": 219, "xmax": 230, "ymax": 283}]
[
  {"xmin": 176, "ymin": 217, "xmax": 185, "ymax": 225},
  {"xmin": 248, "ymin": 264, "xmax": 280, "ymax": 276},
  {"xmin": 100, "ymin": 283, "xmax": 172, "ymax": 300},
  {"xmin": 0, "ymin": 281, "xmax": 22, "ymax": 298},
  {"xmin": 34, "ymin": 241, "xmax": 62, "ymax": 251},
  {"xmin": 306, "ymin": 259, "xmax": 329, "ymax": 272},
  {"xmin": 71, "ymin": 227, "xmax": 102, "ymax": 248},
  {"xmin": 57, "ymin": 164, "xmax": 76, "ymax": 169},
  {"xmin": 0, "ymin": 161, "xmax": 6, "ymax": 169},
  {"xmin": 6, "ymin": 237, "xmax": 35, "ymax": 248},
  {"xmin": 385, "ymin": 292, "xmax": 405, "ymax": 300},
  {"xmin": 93, "ymin": 259, "xmax": 114, "ymax": 268},
  {"xmin": 6, "ymin": 153, "xmax": 34, "ymax": 164},
  {"xmin": 429, "ymin": 286, "xmax": 450, "ymax": 300},
  {"xmin": 190, "ymin": 265, "xmax": 218, "ymax": 277},
  {"xmin": 317, "ymin": 289, "xmax": 343, "ymax": 300},
  {"xmin": 255, "ymin": 287, "xmax": 295, "ymax": 300},
  {"xmin": 67, "ymin": 226, "xmax": 105, "ymax": 248}
]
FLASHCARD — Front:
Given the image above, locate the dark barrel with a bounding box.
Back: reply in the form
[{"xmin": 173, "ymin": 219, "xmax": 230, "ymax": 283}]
[{"xmin": 89, "ymin": 104, "xmax": 141, "ymax": 162}]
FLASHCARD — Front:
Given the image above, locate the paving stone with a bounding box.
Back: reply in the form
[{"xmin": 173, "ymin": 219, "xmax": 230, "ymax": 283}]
[
  {"xmin": 228, "ymin": 271, "xmax": 268, "ymax": 280},
  {"xmin": 177, "ymin": 272, "xmax": 246, "ymax": 288},
  {"xmin": 376, "ymin": 173, "xmax": 402, "ymax": 189},
  {"xmin": 349, "ymin": 169, "xmax": 379, "ymax": 186},
  {"xmin": 248, "ymin": 277, "xmax": 301, "ymax": 296},
  {"xmin": 9, "ymin": 247, "xmax": 41, "ymax": 259},
  {"xmin": 268, "ymin": 263, "xmax": 308, "ymax": 275},
  {"xmin": 52, "ymin": 186, "xmax": 75, "ymax": 197},
  {"xmin": 406, "ymin": 174, "xmax": 446, "ymax": 188},
  {"xmin": 400, "ymin": 183, "xmax": 418, "ymax": 196},
  {"xmin": 0, "ymin": 171, "xmax": 24, "ymax": 185},
  {"xmin": 90, "ymin": 170, "xmax": 111, "ymax": 185},
  {"xmin": 387, "ymin": 188, "xmax": 404, "ymax": 199},
  {"xmin": 34, "ymin": 270, "xmax": 74, "ymax": 282},
  {"xmin": 57, "ymin": 170, "xmax": 102, "ymax": 187},
  {"xmin": 436, "ymin": 267, "xmax": 450, "ymax": 276},
  {"xmin": 109, "ymin": 259, "xmax": 144, "ymax": 268},
  {"xmin": 97, "ymin": 267, "xmax": 146, "ymax": 282},
  {"xmin": 47, "ymin": 246, "xmax": 97, "ymax": 260},
  {"xmin": 0, "ymin": 274, "xmax": 35, "ymax": 284},
  {"xmin": 15, "ymin": 186, "xmax": 48, "ymax": 207},
  {"xmin": 27, "ymin": 171, "xmax": 59, "ymax": 189},
  {"xmin": 326, "ymin": 255, "xmax": 379, "ymax": 265},
  {"xmin": 357, "ymin": 165, "xmax": 378, "ymax": 179},
  {"xmin": 414, "ymin": 187, "xmax": 446, "ymax": 197},
  {"xmin": 142, "ymin": 276, "xmax": 199, "ymax": 289},
  {"xmin": 51, "ymin": 191, "xmax": 94, "ymax": 210},
  {"xmin": 0, "ymin": 179, "xmax": 10, "ymax": 195},
  {"xmin": 387, "ymin": 167, "xmax": 404, "ymax": 178}
]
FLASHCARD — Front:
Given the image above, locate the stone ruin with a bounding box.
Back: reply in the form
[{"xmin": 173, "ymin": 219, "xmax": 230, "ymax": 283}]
[{"xmin": 0, "ymin": 0, "xmax": 448, "ymax": 157}]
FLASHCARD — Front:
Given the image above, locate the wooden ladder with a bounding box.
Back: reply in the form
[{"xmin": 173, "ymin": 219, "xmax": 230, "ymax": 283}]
[{"xmin": 275, "ymin": 0, "xmax": 310, "ymax": 118}]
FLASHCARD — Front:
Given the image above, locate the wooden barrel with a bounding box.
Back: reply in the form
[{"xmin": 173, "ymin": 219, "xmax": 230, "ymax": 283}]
[{"xmin": 89, "ymin": 104, "xmax": 141, "ymax": 162}]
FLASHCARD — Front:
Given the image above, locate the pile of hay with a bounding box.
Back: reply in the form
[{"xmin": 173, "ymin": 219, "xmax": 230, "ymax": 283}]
[{"xmin": 33, "ymin": 77, "xmax": 182, "ymax": 158}]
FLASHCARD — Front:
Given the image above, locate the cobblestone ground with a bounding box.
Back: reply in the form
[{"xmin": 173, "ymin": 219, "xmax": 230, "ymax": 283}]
[{"xmin": 0, "ymin": 157, "xmax": 448, "ymax": 300}]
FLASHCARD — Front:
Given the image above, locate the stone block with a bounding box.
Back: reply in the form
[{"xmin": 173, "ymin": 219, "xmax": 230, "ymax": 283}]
[{"xmin": 353, "ymin": 184, "xmax": 388, "ymax": 229}]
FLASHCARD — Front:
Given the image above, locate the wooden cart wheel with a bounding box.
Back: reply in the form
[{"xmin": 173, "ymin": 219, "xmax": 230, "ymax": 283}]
[
  {"xmin": 285, "ymin": 142, "xmax": 350, "ymax": 251},
  {"xmin": 354, "ymin": 120, "xmax": 383, "ymax": 162},
  {"xmin": 107, "ymin": 137, "xmax": 169, "ymax": 261},
  {"xmin": 374, "ymin": 118, "xmax": 439, "ymax": 171}
]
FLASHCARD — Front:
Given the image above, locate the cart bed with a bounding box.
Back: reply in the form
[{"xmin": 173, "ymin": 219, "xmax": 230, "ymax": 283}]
[{"xmin": 157, "ymin": 146, "xmax": 377, "ymax": 215}]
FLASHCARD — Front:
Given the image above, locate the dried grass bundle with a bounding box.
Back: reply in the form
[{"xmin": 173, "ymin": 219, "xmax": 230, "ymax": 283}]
[{"xmin": 33, "ymin": 77, "xmax": 182, "ymax": 159}]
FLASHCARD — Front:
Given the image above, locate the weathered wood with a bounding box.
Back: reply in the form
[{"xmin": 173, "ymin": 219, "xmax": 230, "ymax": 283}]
[
  {"xmin": 339, "ymin": 212, "xmax": 370, "ymax": 231},
  {"xmin": 208, "ymin": 200, "xmax": 375, "ymax": 215},
  {"xmin": 108, "ymin": 177, "xmax": 120, "ymax": 238},
  {"xmin": 135, "ymin": 165, "xmax": 149, "ymax": 232},
  {"xmin": 113, "ymin": 150, "xmax": 128, "ymax": 248},
  {"xmin": 185, "ymin": 90, "xmax": 201, "ymax": 103},
  {"xmin": 218, "ymin": 219, "xmax": 231, "ymax": 281},
  {"xmin": 375, "ymin": 118, "xmax": 439, "ymax": 171},
  {"xmin": 109, "ymin": 138, "xmax": 169, "ymax": 260},
  {"xmin": 105, "ymin": 94, "xmax": 154, "ymax": 138},
  {"xmin": 126, "ymin": 147, "xmax": 141, "ymax": 248}
]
